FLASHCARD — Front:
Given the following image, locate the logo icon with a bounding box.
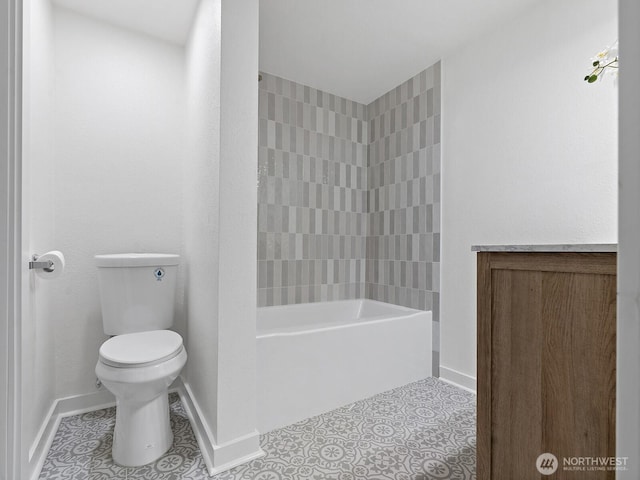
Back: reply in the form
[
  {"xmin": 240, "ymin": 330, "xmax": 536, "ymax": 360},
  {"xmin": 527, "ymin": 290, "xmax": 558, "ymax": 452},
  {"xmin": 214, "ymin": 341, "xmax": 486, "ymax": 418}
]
[
  {"xmin": 154, "ymin": 268, "xmax": 165, "ymax": 281},
  {"xmin": 536, "ymin": 453, "xmax": 558, "ymax": 475}
]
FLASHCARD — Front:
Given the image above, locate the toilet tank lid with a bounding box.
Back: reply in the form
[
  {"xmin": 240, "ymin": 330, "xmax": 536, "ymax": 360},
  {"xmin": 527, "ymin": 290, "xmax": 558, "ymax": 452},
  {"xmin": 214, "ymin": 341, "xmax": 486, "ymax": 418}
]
[{"xmin": 95, "ymin": 253, "xmax": 180, "ymax": 267}]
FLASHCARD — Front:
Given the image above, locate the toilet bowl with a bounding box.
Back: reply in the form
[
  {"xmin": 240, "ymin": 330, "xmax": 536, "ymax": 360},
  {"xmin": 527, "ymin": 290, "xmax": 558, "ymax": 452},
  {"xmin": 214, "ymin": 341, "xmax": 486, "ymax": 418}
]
[{"xmin": 95, "ymin": 330, "xmax": 187, "ymax": 467}]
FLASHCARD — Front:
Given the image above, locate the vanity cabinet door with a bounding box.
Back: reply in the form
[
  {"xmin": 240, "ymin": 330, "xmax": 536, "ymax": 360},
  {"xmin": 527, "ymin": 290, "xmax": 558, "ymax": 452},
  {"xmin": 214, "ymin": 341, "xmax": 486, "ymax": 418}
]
[{"xmin": 477, "ymin": 252, "xmax": 616, "ymax": 480}]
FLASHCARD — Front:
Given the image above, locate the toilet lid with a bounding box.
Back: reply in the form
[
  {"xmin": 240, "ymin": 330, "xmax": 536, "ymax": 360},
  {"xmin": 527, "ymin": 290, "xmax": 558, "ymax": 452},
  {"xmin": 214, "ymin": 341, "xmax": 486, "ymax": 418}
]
[{"xmin": 99, "ymin": 330, "xmax": 183, "ymax": 368}]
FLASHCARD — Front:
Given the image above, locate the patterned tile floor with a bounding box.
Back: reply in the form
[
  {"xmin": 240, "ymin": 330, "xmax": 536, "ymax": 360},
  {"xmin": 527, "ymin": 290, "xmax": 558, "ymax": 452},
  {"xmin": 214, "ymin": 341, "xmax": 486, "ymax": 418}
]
[{"xmin": 39, "ymin": 378, "xmax": 476, "ymax": 480}]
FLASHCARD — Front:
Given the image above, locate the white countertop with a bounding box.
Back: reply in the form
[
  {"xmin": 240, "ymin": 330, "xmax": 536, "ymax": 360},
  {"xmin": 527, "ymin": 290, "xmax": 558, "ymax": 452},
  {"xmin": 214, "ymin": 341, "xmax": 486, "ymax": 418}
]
[{"xmin": 471, "ymin": 244, "xmax": 617, "ymax": 253}]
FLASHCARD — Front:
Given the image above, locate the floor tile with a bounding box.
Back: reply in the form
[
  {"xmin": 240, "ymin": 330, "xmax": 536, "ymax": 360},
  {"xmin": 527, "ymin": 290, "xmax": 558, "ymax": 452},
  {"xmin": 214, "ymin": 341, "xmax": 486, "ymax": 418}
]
[{"xmin": 40, "ymin": 378, "xmax": 475, "ymax": 480}]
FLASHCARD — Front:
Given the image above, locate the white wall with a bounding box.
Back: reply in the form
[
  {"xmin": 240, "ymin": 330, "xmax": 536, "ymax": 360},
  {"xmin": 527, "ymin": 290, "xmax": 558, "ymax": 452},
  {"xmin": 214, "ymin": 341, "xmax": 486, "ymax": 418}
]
[
  {"xmin": 183, "ymin": 0, "xmax": 261, "ymax": 473},
  {"xmin": 440, "ymin": 0, "xmax": 618, "ymax": 384},
  {"xmin": 618, "ymin": 0, "xmax": 640, "ymax": 475},
  {"xmin": 183, "ymin": 0, "xmax": 222, "ymax": 447},
  {"xmin": 50, "ymin": 7, "xmax": 185, "ymax": 398},
  {"xmin": 21, "ymin": 0, "xmax": 57, "ymax": 467},
  {"xmin": 216, "ymin": 0, "xmax": 259, "ymax": 447}
]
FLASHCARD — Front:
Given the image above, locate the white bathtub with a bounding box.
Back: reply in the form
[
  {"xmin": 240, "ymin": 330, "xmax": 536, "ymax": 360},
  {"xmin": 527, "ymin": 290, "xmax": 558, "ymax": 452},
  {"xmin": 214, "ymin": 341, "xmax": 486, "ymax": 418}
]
[{"xmin": 257, "ymin": 299, "xmax": 432, "ymax": 433}]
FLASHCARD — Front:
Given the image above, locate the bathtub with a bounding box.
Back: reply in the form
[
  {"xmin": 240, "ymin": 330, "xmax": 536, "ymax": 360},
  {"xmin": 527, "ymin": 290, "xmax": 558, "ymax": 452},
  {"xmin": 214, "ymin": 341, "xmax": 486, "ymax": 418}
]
[{"xmin": 257, "ymin": 299, "xmax": 432, "ymax": 433}]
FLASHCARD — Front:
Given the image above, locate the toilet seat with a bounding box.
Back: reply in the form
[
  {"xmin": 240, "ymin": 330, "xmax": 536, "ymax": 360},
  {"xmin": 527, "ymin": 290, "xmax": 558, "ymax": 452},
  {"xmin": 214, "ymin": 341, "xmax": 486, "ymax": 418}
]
[{"xmin": 99, "ymin": 330, "xmax": 183, "ymax": 368}]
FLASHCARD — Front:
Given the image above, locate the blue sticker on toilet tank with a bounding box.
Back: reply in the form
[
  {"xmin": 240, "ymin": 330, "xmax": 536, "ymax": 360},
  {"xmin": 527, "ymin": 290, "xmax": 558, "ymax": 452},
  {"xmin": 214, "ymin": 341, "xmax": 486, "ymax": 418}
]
[{"xmin": 154, "ymin": 268, "xmax": 165, "ymax": 281}]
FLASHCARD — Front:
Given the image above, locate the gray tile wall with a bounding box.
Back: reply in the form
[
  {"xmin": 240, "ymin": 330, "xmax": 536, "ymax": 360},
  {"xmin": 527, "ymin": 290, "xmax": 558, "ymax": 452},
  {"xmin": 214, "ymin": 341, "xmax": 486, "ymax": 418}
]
[
  {"xmin": 366, "ymin": 62, "xmax": 441, "ymax": 374},
  {"xmin": 257, "ymin": 64, "xmax": 441, "ymax": 375},
  {"xmin": 257, "ymin": 72, "xmax": 369, "ymax": 306}
]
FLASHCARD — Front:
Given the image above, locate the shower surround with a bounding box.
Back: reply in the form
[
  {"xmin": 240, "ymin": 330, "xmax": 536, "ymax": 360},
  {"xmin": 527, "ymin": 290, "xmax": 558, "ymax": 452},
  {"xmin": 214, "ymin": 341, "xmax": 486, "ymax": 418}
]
[
  {"xmin": 257, "ymin": 63, "xmax": 441, "ymax": 372},
  {"xmin": 367, "ymin": 63, "xmax": 441, "ymax": 372},
  {"xmin": 257, "ymin": 73, "xmax": 368, "ymax": 306}
]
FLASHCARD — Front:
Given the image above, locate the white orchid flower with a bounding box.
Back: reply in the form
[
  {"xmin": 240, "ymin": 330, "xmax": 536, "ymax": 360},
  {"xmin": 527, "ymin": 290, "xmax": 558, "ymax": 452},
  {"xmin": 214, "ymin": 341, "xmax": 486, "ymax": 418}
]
[{"xmin": 585, "ymin": 40, "xmax": 618, "ymax": 84}]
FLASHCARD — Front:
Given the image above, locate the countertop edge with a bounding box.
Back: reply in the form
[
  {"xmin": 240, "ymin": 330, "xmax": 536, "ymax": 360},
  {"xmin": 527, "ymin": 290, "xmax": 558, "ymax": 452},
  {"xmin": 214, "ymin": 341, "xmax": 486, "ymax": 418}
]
[{"xmin": 471, "ymin": 244, "xmax": 617, "ymax": 253}]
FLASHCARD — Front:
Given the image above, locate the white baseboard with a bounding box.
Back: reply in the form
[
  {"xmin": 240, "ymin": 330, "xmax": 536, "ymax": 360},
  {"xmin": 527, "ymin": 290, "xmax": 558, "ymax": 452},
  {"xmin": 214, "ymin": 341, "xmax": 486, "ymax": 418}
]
[
  {"xmin": 209, "ymin": 447, "xmax": 265, "ymax": 476},
  {"xmin": 28, "ymin": 401, "xmax": 59, "ymax": 480},
  {"xmin": 439, "ymin": 365, "xmax": 477, "ymax": 394},
  {"xmin": 177, "ymin": 378, "xmax": 265, "ymax": 476},
  {"xmin": 29, "ymin": 388, "xmax": 116, "ymax": 480},
  {"xmin": 175, "ymin": 379, "xmax": 216, "ymax": 474}
]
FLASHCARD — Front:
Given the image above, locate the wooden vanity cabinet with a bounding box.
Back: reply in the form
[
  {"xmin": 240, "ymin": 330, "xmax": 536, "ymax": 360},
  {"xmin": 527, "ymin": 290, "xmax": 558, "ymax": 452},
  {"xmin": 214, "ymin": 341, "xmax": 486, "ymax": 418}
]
[{"xmin": 477, "ymin": 251, "xmax": 616, "ymax": 480}]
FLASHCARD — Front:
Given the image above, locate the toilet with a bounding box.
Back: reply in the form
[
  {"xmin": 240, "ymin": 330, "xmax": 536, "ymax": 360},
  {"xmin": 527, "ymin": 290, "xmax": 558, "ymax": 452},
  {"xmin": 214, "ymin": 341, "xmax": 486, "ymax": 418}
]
[{"xmin": 94, "ymin": 253, "xmax": 187, "ymax": 467}]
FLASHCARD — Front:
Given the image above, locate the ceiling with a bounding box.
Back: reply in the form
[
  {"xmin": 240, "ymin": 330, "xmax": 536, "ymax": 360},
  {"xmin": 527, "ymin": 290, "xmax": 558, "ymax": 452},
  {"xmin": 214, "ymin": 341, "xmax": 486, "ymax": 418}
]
[
  {"xmin": 259, "ymin": 0, "xmax": 542, "ymax": 104},
  {"xmin": 52, "ymin": 0, "xmax": 543, "ymax": 104},
  {"xmin": 52, "ymin": 0, "xmax": 199, "ymax": 45}
]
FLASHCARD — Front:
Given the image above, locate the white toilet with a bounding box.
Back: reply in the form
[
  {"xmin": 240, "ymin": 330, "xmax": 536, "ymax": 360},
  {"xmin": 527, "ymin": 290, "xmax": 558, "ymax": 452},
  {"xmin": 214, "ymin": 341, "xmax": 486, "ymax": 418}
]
[{"xmin": 94, "ymin": 253, "xmax": 187, "ymax": 467}]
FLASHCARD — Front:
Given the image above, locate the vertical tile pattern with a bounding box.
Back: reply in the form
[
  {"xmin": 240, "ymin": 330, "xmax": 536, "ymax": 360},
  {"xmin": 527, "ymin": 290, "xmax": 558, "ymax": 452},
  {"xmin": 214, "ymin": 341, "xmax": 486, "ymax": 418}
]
[
  {"xmin": 257, "ymin": 64, "xmax": 441, "ymax": 375},
  {"xmin": 257, "ymin": 72, "xmax": 369, "ymax": 306},
  {"xmin": 366, "ymin": 62, "xmax": 441, "ymax": 373}
]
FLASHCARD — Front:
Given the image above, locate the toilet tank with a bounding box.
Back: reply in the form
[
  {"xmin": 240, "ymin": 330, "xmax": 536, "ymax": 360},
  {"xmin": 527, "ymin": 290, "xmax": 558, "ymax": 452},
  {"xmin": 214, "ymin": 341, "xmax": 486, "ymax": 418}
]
[{"xmin": 95, "ymin": 253, "xmax": 180, "ymax": 335}]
